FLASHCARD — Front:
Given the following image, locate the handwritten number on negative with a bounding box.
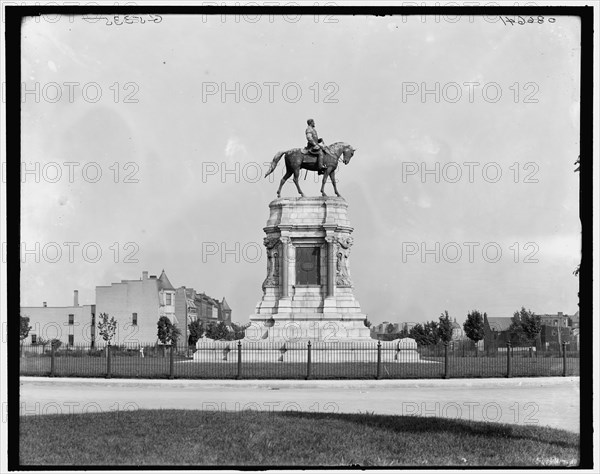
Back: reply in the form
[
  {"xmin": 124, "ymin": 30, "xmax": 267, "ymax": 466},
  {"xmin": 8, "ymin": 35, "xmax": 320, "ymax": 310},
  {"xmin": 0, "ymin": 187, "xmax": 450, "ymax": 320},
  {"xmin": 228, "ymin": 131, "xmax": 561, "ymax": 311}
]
[{"xmin": 500, "ymin": 16, "xmax": 556, "ymax": 26}]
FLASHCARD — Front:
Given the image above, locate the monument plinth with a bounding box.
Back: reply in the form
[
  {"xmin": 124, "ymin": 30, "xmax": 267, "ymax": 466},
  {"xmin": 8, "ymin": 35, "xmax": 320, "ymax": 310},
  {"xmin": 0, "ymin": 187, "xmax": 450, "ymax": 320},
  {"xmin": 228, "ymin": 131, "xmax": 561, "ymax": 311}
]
[{"xmin": 245, "ymin": 196, "xmax": 371, "ymax": 342}]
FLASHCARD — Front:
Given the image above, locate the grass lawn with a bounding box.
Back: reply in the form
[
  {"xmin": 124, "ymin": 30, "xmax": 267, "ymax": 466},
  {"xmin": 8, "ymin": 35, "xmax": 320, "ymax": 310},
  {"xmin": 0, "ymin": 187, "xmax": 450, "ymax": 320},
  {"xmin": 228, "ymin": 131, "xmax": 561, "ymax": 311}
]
[
  {"xmin": 19, "ymin": 410, "xmax": 579, "ymax": 466},
  {"xmin": 19, "ymin": 354, "xmax": 579, "ymax": 379}
]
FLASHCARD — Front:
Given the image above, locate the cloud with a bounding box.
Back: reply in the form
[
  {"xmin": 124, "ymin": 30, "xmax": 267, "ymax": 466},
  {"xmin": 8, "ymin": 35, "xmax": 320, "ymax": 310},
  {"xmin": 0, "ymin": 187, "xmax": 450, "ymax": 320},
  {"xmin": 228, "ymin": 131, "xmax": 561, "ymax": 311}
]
[{"xmin": 224, "ymin": 137, "xmax": 247, "ymax": 159}]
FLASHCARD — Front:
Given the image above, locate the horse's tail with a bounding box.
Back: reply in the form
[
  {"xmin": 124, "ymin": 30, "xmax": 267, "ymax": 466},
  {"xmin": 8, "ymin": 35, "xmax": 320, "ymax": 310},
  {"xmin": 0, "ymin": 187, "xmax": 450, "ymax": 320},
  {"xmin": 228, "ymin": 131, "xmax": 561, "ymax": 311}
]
[{"xmin": 264, "ymin": 151, "xmax": 285, "ymax": 178}]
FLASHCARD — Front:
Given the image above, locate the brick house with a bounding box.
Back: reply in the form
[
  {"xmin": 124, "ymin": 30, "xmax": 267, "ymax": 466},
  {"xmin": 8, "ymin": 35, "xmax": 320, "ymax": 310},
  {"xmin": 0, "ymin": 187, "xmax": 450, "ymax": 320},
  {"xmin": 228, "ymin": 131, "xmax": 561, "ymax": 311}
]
[
  {"xmin": 174, "ymin": 287, "xmax": 232, "ymax": 344},
  {"xmin": 483, "ymin": 315, "xmax": 513, "ymax": 352},
  {"xmin": 483, "ymin": 312, "xmax": 577, "ymax": 353}
]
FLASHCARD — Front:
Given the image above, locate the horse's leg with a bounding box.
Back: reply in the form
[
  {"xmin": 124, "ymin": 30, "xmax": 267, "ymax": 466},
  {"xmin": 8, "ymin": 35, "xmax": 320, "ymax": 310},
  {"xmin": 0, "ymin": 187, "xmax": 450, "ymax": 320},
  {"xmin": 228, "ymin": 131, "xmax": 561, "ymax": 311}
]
[
  {"xmin": 320, "ymin": 168, "xmax": 330, "ymax": 197},
  {"xmin": 277, "ymin": 168, "xmax": 293, "ymax": 198},
  {"xmin": 330, "ymin": 169, "xmax": 341, "ymax": 197},
  {"xmin": 293, "ymin": 167, "xmax": 305, "ymax": 197}
]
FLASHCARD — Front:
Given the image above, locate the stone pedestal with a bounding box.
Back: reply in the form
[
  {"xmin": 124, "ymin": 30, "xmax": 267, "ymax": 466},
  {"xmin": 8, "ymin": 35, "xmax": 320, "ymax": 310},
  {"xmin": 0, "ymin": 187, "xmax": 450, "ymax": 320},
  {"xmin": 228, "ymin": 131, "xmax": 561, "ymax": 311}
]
[
  {"xmin": 396, "ymin": 337, "xmax": 421, "ymax": 362},
  {"xmin": 245, "ymin": 196, "xmax": 371, "ymax": 343}
]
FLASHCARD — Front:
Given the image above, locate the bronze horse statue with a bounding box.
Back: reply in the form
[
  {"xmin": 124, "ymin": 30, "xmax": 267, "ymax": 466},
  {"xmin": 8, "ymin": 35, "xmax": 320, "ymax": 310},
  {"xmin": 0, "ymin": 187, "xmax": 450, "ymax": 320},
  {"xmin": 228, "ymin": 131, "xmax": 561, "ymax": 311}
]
[{"xmin": 264, "ymin": 142, "xmax": 356, "ymax": 198}]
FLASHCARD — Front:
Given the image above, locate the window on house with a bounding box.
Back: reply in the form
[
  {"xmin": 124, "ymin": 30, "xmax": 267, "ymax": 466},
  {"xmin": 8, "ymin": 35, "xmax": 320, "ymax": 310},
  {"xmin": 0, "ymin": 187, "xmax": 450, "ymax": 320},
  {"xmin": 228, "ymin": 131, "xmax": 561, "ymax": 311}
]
[
  {"xmin": 68, "ymin": 314, "xmax": 74, "ymax": 325},
  {"xmin": 132, "ymin": 313, "xmax": 138, "ymax": 326},
  {"xmin": 554, "ymin": 320, "xmax": 558, "ymax": 326},
  {"xmin": 31, "ymin": 334, "xmax": 37, "ymax": 344},
  {"xmin": 166, "ymin": 293, "xmax": 172, "ymax": 305},
  {"xmin": 68, "ymin": 335, "xmax": 74, "ymax": 346}
]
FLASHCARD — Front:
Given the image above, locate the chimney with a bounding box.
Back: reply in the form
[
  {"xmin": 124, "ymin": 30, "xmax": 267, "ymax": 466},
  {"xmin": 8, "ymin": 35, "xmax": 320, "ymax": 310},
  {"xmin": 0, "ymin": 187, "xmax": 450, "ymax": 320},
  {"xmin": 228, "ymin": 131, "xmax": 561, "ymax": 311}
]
[
  {"xmin": 558, "ymin": 312, "xmax": 563, "ymax": 317},
  {"xmin": 74, "ymin": 290, "xmax": 79, "ymax": 307},
  {"xmin": 142, "ymin": 271, "xmax": 148, "ymax": 280},
  {"xmin": 43, "ymin": 302, "xmax": 47, "ymax": 307}
]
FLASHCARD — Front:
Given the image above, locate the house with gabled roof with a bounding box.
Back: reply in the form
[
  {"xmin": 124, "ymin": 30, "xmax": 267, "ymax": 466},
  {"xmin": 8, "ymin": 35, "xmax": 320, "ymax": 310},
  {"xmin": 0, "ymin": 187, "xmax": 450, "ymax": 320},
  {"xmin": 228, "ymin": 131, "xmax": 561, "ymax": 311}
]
[
  {"xmin": 95, "ymin": 270, "xmax": 178, "ymax": 345},
  {"xmin": 483, "ymin": 311, "xmax": 578, "ymax": 353},
  {"xmin": 483, "ymin": 315, "xmax": 513, "ymax": 352}
]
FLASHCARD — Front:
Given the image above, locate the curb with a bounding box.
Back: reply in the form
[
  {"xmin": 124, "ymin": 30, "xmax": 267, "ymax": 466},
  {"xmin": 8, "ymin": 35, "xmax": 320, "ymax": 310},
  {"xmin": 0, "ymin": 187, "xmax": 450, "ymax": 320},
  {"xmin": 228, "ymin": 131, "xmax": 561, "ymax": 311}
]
[{"xmin": 20, "ymin": 375, "xmax": 580, "ymax": 390}]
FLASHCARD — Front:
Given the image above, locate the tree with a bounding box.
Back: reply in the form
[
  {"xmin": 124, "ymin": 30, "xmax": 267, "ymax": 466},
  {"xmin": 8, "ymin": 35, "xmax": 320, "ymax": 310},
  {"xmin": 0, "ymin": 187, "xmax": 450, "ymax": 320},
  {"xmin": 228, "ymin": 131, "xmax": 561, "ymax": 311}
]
[
  {"xmin": 34, "ymin": 337, "xmax": 50, "ymax": 352},
  {"xmin": 398, "ymin": 323, "xmax": 410, "ymax": 339},
  {"xmin": 508, "ymin": 313, "xmax": 526, "ymax": 345},
  {"xmin": 573, "ymin": 156, "xmax": 580, "ymax": 276},
  {"xmin": 509, "ymin": 307, "xmax": 541, "ymax": 347},
  {"xmin": 409, "ymin": 323, "xmax": 429, "ymax": 346},
  {"xmin": 424, "ymin": 320, "xmax": 440, "ymax": 345},
  {"xmin": 157, "ymin": 316, "xmax": 182, "ymax": 354},
  {"xmin": 205, "ymin": 321, "xmax": 230, "ymax": 341},
  {"xmin": 438, "ymin": 311, "xmax": 453, "ymax": 344},
  {"xmin": 98, "ymin": 312, "xmax": 117, "ymax": 344},
  {"xmin": 97, "ymin": 313, "xmax": 117, "ymax": 357},
  {"xmin": 386, "ymin": 323, "xmax": 395, "ymax": 334},
  {"xmin": 518, "ymin": 308, "xmax": 542, "ymax": 347},
  {"xmin": 463, "ymin": 310, "xmax": 486, "ymax": 348},
  {"xmin": 20, "ymin": 315, "xmax": 32, "ymax": 341},
  {"xmin": 20, "ymin": 315, "xmax": 32, "ymax": 357},
  {"xmin": 188, "ymin": 319, "xmax": 205, "ymax": 347},
  {"xmin": 379, "ymin": 332, "xmax": 399, "ymax": 342}
]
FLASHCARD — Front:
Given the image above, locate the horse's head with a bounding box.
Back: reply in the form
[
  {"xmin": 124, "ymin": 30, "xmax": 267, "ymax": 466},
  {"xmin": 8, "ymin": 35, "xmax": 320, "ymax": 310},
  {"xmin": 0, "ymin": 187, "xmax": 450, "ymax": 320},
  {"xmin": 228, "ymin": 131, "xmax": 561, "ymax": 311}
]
[{"xmin": 342, "ymin": 145, "xmax": 356, "ymax": 165}]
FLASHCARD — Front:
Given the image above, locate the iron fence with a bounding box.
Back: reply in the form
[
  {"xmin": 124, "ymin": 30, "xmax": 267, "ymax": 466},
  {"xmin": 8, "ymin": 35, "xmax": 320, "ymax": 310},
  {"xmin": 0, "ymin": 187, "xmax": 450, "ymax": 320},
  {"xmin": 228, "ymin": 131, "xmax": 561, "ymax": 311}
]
[{"xmin": 19, "ymin": 341, "xmax": 580, "ymax": 380}]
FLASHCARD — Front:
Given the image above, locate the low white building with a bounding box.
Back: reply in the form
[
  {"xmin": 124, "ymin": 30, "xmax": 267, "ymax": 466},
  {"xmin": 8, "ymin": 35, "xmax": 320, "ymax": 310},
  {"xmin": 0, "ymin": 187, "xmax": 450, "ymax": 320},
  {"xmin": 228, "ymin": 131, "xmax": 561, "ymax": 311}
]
[{"xmin": 21, "ymin": 290, "xmax": 96, "ymax": 347}]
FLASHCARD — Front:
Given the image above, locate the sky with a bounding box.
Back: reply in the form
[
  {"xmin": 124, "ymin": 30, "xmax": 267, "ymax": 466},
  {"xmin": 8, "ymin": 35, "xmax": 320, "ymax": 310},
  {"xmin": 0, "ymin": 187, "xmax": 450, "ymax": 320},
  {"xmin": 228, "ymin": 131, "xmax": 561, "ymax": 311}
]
[{"xmin": 18, "ymin": 12, "xmax": 581, "ymax": 326}]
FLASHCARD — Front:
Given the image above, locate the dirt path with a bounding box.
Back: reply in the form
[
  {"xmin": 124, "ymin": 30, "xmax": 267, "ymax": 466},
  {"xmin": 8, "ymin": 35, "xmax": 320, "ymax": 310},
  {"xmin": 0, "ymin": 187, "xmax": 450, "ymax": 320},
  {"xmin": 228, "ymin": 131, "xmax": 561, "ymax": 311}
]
[{"xmin": 18, "ymin": 376, "xmax": 580, "ymax": 433}]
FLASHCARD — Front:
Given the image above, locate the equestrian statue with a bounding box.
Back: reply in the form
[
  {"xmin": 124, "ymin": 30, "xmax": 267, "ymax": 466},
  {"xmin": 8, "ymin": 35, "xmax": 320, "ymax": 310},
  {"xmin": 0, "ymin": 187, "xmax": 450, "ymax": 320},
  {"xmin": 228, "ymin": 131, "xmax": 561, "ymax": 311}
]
[{"xmin": 264, "ymin": 119, "xmax": 357, "ymax": 198}]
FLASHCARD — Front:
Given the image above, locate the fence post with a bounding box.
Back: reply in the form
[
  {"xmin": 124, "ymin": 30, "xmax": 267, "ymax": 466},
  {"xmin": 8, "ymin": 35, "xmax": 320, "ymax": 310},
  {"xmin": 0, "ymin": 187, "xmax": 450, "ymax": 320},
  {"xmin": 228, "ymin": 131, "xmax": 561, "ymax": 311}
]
[
  {"xmin": 506, "ymin": 342, "xmax": 511, "ymax": 378},
  {"xmin": 562, "ymin": 342, "xmax": 567, "ymax": 376},
  {"xmin": 106, "ymin": 345, "xmax": 112, "ymax": 379},
  {"xmin": 443, "ymin": 342, "xmax": 449, "ymax": 379},
  {"xmin": 376, "ymin": 340, "xmax": 382, "ymax": 380},
  {"xmin": 169, "ymin": 344, "xmax": 175, "ymax": 379},
  {"xmin": 306, "ymin": 341, "xmax": 312, "ymax": 380},
  {"xmin": 50, "ymin": 343, "xmax": 55, "ymax": 377},
  {"xmin": 236, "ymin": 341, "xmax": 242, "ymax": 380}
]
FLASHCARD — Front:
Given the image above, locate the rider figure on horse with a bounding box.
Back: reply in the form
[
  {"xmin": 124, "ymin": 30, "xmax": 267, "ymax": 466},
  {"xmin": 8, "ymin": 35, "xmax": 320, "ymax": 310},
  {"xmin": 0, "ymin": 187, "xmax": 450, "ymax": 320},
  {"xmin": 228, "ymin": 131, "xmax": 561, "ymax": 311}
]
[{"xmin": 306, "ymin": 119, "xmax": 327, "ymax": 174}]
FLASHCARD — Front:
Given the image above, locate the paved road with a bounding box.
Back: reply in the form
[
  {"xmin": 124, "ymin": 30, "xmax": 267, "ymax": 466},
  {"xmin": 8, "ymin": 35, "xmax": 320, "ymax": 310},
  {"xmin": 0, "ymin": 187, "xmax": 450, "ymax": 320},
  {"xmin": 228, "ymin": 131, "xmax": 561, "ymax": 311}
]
[{"xmin": 19, "ymin": 376, "xmax": 580, "ymax": 433}]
